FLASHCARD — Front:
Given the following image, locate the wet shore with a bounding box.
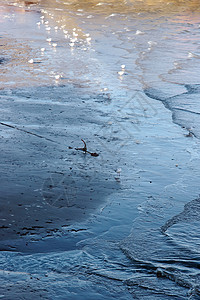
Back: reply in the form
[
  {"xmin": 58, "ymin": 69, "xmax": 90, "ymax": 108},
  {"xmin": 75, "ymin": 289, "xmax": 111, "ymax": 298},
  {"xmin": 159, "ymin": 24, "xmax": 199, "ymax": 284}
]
[{"xmin": 1, "ymin": 1, "xmax": 200, "ymax": 299}]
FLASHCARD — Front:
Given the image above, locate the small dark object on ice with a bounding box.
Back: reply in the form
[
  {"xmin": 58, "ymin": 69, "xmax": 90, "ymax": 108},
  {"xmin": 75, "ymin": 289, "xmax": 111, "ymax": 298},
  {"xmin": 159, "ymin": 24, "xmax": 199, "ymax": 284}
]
[
  {"xmin": 90, "ymin": 152, "xmax": 99, "ymax": 157},
  {"xmin": 75, "ymin": 139, "xmax": 99, "ymax": 157}
]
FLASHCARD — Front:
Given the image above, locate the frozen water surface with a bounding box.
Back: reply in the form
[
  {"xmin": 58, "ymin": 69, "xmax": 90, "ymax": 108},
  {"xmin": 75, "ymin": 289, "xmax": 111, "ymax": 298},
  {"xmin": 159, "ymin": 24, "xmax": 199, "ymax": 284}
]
[{"xmin": 1, "ymin": 0, "xmax": 200, "ymax": 299}]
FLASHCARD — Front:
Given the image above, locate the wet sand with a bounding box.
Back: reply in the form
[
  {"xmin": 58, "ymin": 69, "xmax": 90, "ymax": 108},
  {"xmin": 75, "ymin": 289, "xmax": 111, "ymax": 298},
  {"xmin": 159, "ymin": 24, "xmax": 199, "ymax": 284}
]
[
  {"xmin": 0, "ymin": 2, "xmax": 122, "ymax": 252},
  {"xmin": 0, "ymin": 83, "xmax": 121, "ymax": 251}
]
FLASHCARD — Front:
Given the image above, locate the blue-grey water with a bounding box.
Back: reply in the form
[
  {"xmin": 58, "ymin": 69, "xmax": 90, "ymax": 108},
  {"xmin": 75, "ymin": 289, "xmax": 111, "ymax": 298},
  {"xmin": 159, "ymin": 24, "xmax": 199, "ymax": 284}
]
[{"xmin": 1, "ymin": 0, "xmax": 200, "ymax": 299}]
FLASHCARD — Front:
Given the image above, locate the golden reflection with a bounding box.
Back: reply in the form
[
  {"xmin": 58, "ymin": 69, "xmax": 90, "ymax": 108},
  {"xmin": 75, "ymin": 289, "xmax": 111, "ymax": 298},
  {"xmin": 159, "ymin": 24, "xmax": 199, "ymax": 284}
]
[
  {"xmin": 6, "ymin": 0, "xmax": 199, "ymax": 42},
  {"xmin": 41, "ymin": 0, "xmax": 200, "ymax": 14},
  {"xmin": 4, "ymin": 0, "xmax": 200, "ymax": 13},
  {"xmin": 65, "ymin": 0, "xmax": 200, "ymax": 13}
]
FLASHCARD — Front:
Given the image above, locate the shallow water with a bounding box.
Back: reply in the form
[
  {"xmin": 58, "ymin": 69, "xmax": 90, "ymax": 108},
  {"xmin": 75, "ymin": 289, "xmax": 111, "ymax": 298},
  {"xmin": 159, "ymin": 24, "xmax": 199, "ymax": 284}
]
[{"xmin": 1, "ymin": 0, "xmax": 200, "ymax": 299}]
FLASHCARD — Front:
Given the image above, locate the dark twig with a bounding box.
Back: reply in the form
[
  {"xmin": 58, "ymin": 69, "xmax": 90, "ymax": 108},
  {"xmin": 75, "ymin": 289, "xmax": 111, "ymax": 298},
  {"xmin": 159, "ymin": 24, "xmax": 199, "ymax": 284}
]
[
  {"xmin": 74, "ymin": 139, "xmax": 99, "ymax": 157},
  {"xmin": 75, "ymin": 139, "xmax": 87, "ymax": 153}
]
